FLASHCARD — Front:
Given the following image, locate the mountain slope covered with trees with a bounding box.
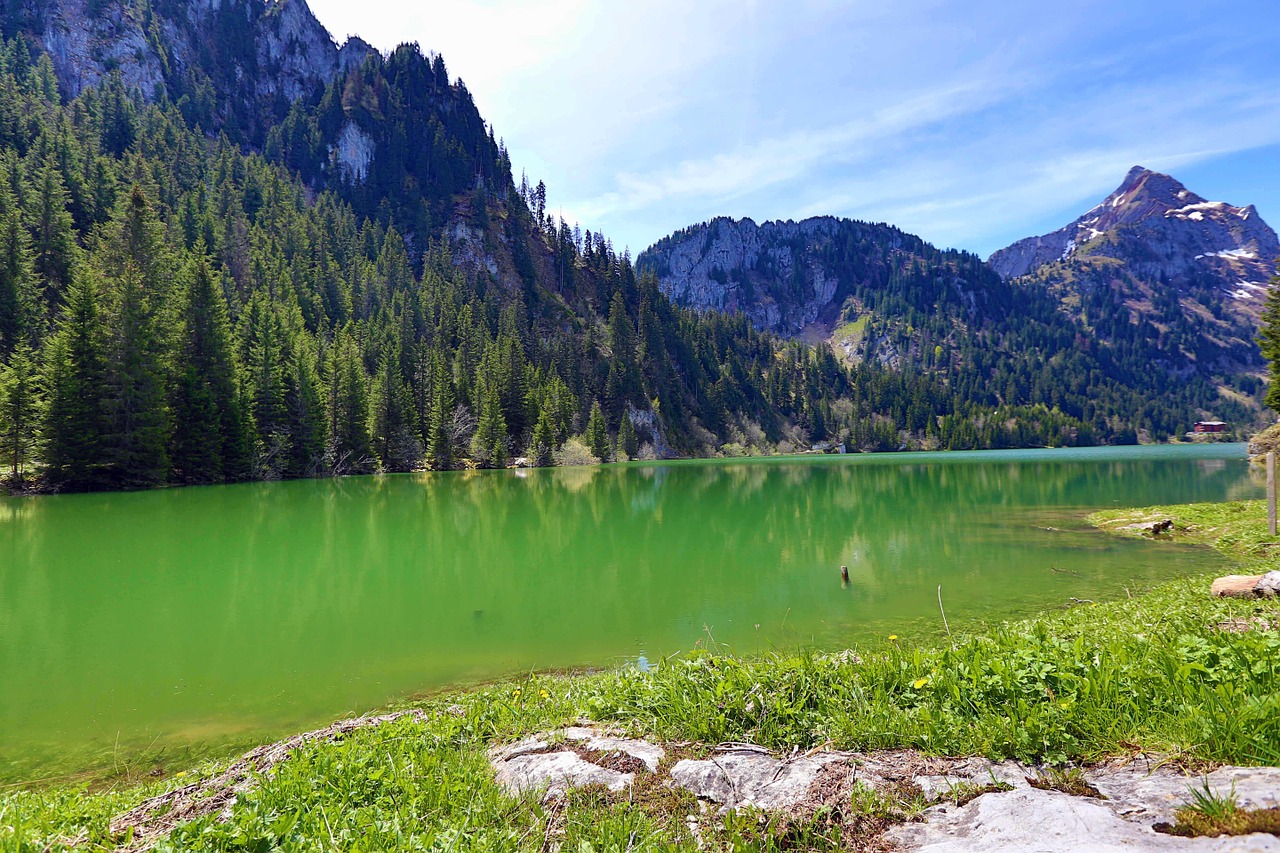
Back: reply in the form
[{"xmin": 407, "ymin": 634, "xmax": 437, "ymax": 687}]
[{"xmin": 0, "ymin": 1, "xmax": 1264, "ymax": 493}]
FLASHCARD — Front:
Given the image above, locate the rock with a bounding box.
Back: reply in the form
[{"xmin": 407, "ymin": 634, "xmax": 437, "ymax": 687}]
[
  {"xmin": 331, "ymin": 122, "xmax": 375, "ymax": 183},
  {"xmin": 1084, "ymin": 762, "xmax": 1280, "ymax": 825},
  {"xmin": 668, "ymin": 748, "xmax": 849, "ymax": 811},
  {"xmin": 493, "ymin": 750, "xmax": 634, "ymax": 798},
  {"xmin": 1256, "ymin": 571, "xmax": 1280, "ymax": 597},
  {"xmin": 488, "ymin": 726, "xmax": 665, "ymax": 799},
  {"xmin": 33, "ymin": 0, "xmax": 371, "ymax": 103},
  {"xmin": 1212, "ymin": 575, "xmax": 1266, "ymax": 597},
  {"xmin": 557, "ymin": 727, "xmax": 665, "ymax": 773},
  {"xmin": 488, "ymin": 733, "xmax": 1280, "ymax": 849},
  {"xmin": 908, "ymin": 757, "xmax": 1033, "ymax": 799},
  {"xmin": 1120, "ymin": 519, "xmax": 1176, "ymax": 536},
  {"xmin": 886, "ymin": 786, "xmax": 1280, "ymax": 852}
]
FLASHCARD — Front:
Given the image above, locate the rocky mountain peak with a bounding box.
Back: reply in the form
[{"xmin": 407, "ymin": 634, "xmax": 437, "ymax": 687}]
[{"xmin": 988, "ymin": 166, "xmax": 1277, "ymax": 285}]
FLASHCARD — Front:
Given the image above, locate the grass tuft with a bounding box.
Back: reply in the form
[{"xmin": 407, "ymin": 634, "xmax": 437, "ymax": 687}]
[{"xmin": 1155, "ymin": 781, "xmax": 1280, "ymax": 838}]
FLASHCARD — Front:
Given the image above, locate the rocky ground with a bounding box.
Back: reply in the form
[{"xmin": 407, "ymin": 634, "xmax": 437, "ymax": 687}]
[{"xmin": 491, "ymin": 725, "xmax": 1280, "ymax": 852}]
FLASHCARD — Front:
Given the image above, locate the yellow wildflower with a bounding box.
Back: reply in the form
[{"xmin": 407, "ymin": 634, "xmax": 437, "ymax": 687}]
[{"xmin": 912, "ymin": 676, "xmax": 929, "ymax": 689}]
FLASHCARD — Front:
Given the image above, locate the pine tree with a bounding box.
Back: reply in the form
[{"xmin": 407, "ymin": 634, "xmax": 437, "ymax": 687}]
[
  {"xmin": 529, "ymin": 405, "xmax": 555, "ymax": 466},
  {"xmin": 170, "ymin": 259, "xmax": 243, "ymax": 484},
  {"xmin": 25, "ymin": 156, "xmax": 77, "ymax": 305},
  {"xmin": 426, "ymin": 348, "xmax": 454, "ymax": 470},
  {"xmin": 327, "ymin": 332, "xmax": 373, "ymax": 473},
  {"xmin": 585, "ymin": 399, "xmax": 609, "ymax": 462},
  {"xmin": 0, "ymin": 341, "xmax": 41, "ymax": 483},
  {"xmin": 97, "ymin": 189, "xmax": 172, "ymax": 489},
  {"xmin": 42, "ymin": 274, "xmax": 109, "ymax": 490},
  {"xmin": 371, "ymin": 348, "xmax": 420, "ymax": 471},
  {"xmin": 1259, "ymin": 265, "xmax": 1280, "ymax": 413},
  {"xmin": 617, "ymin": 409, "xmax": 638, "ymax": 460},
  {"xmin": 242, "ymin": 294, "xmax": 287, "ymax": 467},
  {"xmin": 470, "ymin": 349, "xmax": 508, "ymax": 468},
  {"xmin": 283, "ymin": 334, "xmax": 326, "ymax": 477},
  {"xmin": 0, "ymin": 173, "xmax": 38, "ymax": 355}
]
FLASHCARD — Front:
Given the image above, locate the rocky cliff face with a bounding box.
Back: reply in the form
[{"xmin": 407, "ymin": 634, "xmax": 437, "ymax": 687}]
[
  {"xmin": 28, "ymin": 0, "xmax": 371, "ymax": 125},
  {"xmin": 638, "ymin": 216, "xmax": 854, "ymax": 336}
]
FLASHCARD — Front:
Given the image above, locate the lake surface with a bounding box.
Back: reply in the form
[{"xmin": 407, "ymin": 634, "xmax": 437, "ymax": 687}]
[{"xmin": 0, "ymin": 444, "xmax": 1261, "ymax": 780}]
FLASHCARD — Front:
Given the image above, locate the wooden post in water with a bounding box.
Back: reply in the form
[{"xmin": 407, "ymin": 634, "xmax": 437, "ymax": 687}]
[{"xmin": 1268, "ymin": 451, "xmax": 1277, "ymax": 537}]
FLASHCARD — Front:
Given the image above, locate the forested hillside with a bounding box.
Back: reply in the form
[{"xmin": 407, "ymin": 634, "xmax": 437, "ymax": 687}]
[
  {"xmin": 0, "ymin": 3, "xmax": 1255, "ymax": 494},
  {"xmin": 641, "ymin": 216, "xmax": 1267, "ymax": 446}
]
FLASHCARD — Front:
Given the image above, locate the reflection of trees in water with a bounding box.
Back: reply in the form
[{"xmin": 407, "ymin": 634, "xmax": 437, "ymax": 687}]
[{"xmin": 0, "ymin": 452, "xmax": 1259, "ymax": 745}]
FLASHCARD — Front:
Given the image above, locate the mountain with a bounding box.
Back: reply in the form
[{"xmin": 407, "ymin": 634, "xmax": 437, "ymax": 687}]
[
  {"xmin": 638, "ymin": 216, "xmax": 979, "ymax": 340},
  {"xmin": 7, "ymin": 0, "xmax": 372, "ymax": 139},
  {"xmin": 640, "ymin": 197, "xmax": 1273, "ymax": 441},
  {"xmin": 0, "ymin": 3, "xmax": 1270, "ymax": 495},
  {"xmin": 989, "ymin": 166, "xmax": 1278, "ymax": 374}
]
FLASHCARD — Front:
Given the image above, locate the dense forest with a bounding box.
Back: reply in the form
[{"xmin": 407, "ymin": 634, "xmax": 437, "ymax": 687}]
[{"xmin": 0, "ymin": 28, "xmax": 1258, "ymax": 494}]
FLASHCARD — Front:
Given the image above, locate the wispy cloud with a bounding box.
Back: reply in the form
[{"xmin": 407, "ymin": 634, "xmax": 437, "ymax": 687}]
[
  {"xmin": 304, "ymin": 0, "xmax": 1280, "ymax": 256},
  {"xmin": 574, "ymin": 73, "xmax": 1027, "ymax": 222}
]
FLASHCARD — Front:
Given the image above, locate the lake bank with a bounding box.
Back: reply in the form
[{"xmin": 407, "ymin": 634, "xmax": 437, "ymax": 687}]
[{"xmin": 4, "ymin": 497, "xmax": 1278, "ymax": 851}]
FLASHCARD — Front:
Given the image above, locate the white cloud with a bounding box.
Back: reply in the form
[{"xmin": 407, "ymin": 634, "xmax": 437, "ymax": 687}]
[{"xmin": 302, "ymin": 0, "xmax": 1280, "ymax": 256}]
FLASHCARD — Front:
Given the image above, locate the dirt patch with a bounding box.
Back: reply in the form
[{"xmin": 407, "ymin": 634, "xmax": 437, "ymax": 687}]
[
  {"xmin": 564, "ymin": 743, "xmax": 649, "ymax": 775},
  {"xmin": 1216, "ymin": 616, "xmax": 1278, "ymax": 633},
  {"xmin": 1028, "ymin": 767, "xmax": 1106, "ymax": 799}
]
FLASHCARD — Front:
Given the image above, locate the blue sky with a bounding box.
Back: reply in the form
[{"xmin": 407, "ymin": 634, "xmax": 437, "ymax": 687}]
[{"xmin": 306, "ymin": 0, "xmax": 1280, "ymax": 259}]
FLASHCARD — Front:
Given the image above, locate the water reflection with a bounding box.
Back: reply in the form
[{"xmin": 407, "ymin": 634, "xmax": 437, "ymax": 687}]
[{"xmin": 0, "ymin": 445, "xmax": 1260, "ymax": 775}]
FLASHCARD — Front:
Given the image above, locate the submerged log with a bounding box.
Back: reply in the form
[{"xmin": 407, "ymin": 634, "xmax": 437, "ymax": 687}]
[{"xmin": 1211, "ymin": 575, "xmax": 1266, "ymax": 598}]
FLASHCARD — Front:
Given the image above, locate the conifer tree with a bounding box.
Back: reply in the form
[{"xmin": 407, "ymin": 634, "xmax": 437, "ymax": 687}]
[
  {"xmin": 97, "ymin": 189, "xmax": 172, "ymax": 488},
  {"xmin": 42, "ymin": 274, "xmax": 109, "ymax": 490},
  {"xmin": 586, "ymin": 399, "xmax": 609, "ymax": 462},
  {"xmin": 0, "ymin": 173, "xmax": 38, "ymax": 355},
  {"xmin": 470, "ymin": 349, "xmax": 508, "ymax": 468},
  {"xmin": 371, "ymin": 348, "xmax": 420, "ymax": 471},
  {"xmin": 25, "ymin": 155, "xmax": 77, "ymax": 305},
  {"xmin": 529, "ymin": 406, "xmax": 555, "ymax": 466},
  {"xmin": 617, "ymin": 409, "xmax": 638, "ymax": 460},
  {"xmin": 0, "ymin": 341, "xmax": 41, "ymax": 483},
  {"xmin": 243, "ymin": 294, "xmax": 287, "ymax": 462},
  {"xmin": 283, "ymin": 334, "xmax": 326, "ymax": 477},
  {"xmin": 170, "ymin": 258, "xmax": 242, "ymax": 484},
  {"xmin": 426, "ymin": 349, "xmax": 455, "ymax": 470},
  {"xmin": 1259, "ymin": 265, "xmax": 1280, "ymax": 413},
  {"xmin": 327, "ymin": 332, "xmax": 373, "ymax": 473}
]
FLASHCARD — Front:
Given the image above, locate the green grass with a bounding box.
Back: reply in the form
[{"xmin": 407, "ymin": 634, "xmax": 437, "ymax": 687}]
[
  {"xmin": 1089, "ymin": 499, "xmax": 1278, "ymax": 571},
  {"xmin": 2, "ymin": 499, "xmax": 1278, "ymax": 851}
]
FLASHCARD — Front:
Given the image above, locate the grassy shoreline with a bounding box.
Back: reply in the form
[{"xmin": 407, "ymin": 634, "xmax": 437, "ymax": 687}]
[{"xmin": 3, "ymin": 500, "xmax": 1278, "ymax": 851}]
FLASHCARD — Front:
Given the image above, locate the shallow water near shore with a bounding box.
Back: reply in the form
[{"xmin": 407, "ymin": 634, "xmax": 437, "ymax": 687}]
[{"xmin": 0, "ymin": 444, "xmax": 1261, "ymax": 780}]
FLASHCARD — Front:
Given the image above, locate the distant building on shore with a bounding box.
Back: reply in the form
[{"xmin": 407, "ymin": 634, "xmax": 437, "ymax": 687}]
[{"xmin": 1193, "ymin": 421, "xmax": 1227, "ymax": 434}]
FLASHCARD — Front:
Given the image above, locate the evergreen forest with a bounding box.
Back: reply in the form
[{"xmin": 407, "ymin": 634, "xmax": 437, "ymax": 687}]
[{"xmin": 0, "ymin": 34, "xmax": 1266, "ymax": 493}]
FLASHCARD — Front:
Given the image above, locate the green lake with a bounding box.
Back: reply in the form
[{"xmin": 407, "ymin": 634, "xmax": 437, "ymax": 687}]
[{"xmin": 0, "ymin": 444, "xmax": 1262, "ymax": 780}]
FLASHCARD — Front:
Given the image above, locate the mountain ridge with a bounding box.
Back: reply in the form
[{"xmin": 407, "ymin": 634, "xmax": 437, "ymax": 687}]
[
  {"xmin": 0, "ymin": 1, "xmax": 1271, "ymax": 497},
  {"xmin": 988, "ymin": 166, "xmax": 1278, "ymax": 295}
]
